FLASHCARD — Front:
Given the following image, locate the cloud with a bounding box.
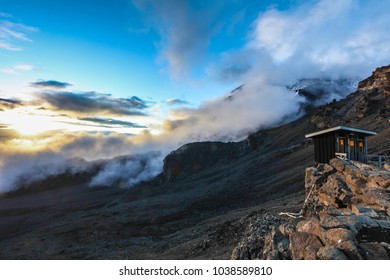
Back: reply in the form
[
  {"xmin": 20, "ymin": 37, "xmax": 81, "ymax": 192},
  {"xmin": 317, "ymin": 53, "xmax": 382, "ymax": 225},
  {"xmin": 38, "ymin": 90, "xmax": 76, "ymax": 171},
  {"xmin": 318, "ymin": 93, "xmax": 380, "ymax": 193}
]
[
  {"xmin": 0, "ymin": 67, "xmax": 16, "ymax": 74},
  {"xmin": 0, "ymin": 14, "xmax": 38, "ymax": 51},
  {"xmin": 31, "ymin": 79, "xmax": 72, "ymax": 89},
  {"xmin": 14, "ymin": 64, "xmax": 37, "ymax": 71},
  {"xmin": 0, "ymin": 64, "xmax": 38, "ymax": 75},
  {"xmin": 132, "ymin": 0, "xmax": 222, "ymax": 78},
  {"xmin": 89, "ymin": 151, "xmax": 162, "ymax": 187},
  {"xmin": 162, "ymin": 78, "xmax": 305, "ymax": 142},
  {"xmin": 0, "ymin": 127, "xmax": 19, "ymax": 141},
  {"xmin": 166, "ymin": 98, "xmax": 190, "ymax": 106},
  {"xmin": 79, "ymin": 117, "xmax": 146, "ymax": 129},
  {"xmin": 36, "ymin": 91, "xmax": 148, "ymax": 116},
  {"xmin": 0, "ymin": 97, "xmax": 21, "ymax": 110},
  {"xmin": 247, "ymin": 0, "xmax": 390, "ymax": 76},
  {"xmin": 0, "ymin": 12, "xmax": 12, "ymax": 18}
]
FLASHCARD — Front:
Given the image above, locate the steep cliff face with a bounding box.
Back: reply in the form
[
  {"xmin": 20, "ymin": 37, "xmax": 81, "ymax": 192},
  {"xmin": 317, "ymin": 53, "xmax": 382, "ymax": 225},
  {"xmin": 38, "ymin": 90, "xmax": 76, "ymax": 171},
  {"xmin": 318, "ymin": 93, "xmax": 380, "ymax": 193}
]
[
  {"xmin": 309, "ymin": 65, "xmax": 390, "ymax": 132},
  {"xmin": 231, "ymin": 158, "xmax": 390, "ymax": 260},
  {"xmin": 358, "ymin": 65, "xmax": 390, "ymax": 94},
  {"xmin": 162, "ymin": 141, "xmax": 250, "ymax": 182}
]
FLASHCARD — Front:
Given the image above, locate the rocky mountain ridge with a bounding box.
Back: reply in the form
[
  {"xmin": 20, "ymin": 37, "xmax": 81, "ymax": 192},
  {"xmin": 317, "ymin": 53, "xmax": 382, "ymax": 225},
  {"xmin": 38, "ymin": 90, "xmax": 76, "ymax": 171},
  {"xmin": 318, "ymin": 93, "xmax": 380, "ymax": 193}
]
[{"xmin": 231, "ymin": 158, "xmax": 390, "ymax": 260}]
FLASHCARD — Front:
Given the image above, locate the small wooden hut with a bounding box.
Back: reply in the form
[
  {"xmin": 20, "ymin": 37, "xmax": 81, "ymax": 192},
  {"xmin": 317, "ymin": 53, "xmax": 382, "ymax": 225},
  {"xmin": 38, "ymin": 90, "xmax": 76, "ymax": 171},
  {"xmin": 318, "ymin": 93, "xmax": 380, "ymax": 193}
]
[{"xmin": 305, "ymin": 126, "xmax": 377, "ymax": 163}]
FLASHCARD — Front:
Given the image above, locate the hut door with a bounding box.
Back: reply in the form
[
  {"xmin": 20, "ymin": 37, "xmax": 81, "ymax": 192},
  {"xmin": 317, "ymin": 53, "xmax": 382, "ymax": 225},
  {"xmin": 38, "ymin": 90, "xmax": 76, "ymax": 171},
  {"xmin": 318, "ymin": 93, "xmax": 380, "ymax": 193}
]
[
  {"xmin": 338, "ymin": 138, "xmax": 345, "ymax": 153},
  {"xmin": 357, "ymin": 140, "xmax": 364, "ymax": 162},
  {"xmin": 349, "ymin": 139, "xmax": 356, "ymax": 160}
]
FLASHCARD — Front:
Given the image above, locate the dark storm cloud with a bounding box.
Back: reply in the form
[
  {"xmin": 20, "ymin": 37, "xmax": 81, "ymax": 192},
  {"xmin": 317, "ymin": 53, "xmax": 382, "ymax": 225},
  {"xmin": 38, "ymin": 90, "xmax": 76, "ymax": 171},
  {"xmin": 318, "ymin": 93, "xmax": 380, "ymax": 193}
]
[
  {"xmin": 30, "ymin": 79, "xmax": 72, "ymax": 89},
  {"xmin": 0, "ymin": 97, "xmax": 21, "ymax": 105},
  {"xmin": 0, "ymin": 97, "xmax": 21, "ymax": 110},
  {"xmin": 79, "ymin": 117, "xmax": 146, "ymax": 128},
  {"xmin": 37, "ymin": 91, "xmax": 148, "ymax": 116}
]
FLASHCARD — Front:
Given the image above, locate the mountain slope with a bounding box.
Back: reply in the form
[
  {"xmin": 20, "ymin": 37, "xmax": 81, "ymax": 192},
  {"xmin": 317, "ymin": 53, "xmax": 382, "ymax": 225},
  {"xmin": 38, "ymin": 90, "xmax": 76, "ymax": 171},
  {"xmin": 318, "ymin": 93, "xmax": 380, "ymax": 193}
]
[{"xmin": 0, "ymin": 65, "xmax": 389, "ymax": 259}]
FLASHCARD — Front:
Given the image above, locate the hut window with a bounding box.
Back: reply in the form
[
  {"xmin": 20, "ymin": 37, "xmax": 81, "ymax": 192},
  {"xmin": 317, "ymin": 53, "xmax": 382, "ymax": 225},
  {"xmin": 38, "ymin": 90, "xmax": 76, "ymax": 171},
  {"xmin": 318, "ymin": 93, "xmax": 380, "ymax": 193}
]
[
  {"xmin": 350, "ymin": 139, "xmax": 355, "ymax": 147},
  {"xmin": 358, "ymin": 141, "xmax": 364, "ymax": 152},
  {"xmin": 339, "ymin": 138, "xmax": 345, "ymax": 152}
]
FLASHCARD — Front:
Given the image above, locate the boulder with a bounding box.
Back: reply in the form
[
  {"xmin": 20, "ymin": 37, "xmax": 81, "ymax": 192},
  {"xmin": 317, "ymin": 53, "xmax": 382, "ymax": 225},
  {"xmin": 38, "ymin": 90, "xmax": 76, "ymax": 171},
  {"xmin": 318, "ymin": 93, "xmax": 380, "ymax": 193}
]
[
  {"xmin": 336, "ymin": 215, "xmax": 379, "ymax": 231},
  {"xmin": 359, "ymin": 243, "xmax": 389, "ymax": 260},
  {"xmin": 345, "ymin": 174, "xmax": 366, "ymax": 194},
  {"xmin": 344, "ymin": 163, "xmax": 363, "ymax": 178},
  {"xmin": 367, "ymin": 174, "xmax": 390, "ymax": 189},
  {"xmin": 317, "ymin": 245, "xmax": 348, "ymax": 260},
  {"xmin": 289, "ymin": 232, "xmax": 323, "ymax": 260},
  {"xmin": 376, "ymin": 220, "xmax": 390, "ymax": 230},
  {"xmin": 329, "ymin": 158, "xmax": 346, "ymax": 173},
  {"xmin": 351, "ymin": 205, "xmax": 379, "ymax": 218},
  {"xmin": 296, "ymin": 218, "xmax": 321, "ymax": 236},
  {"xmin": 354, "ymin": 189, "xmax": 390, "ymax": 208},
  {"xmin": 278, "ymin": 223, "xmax": 296, "ymax": 236},
  {"xmin": 262, "ymin": 226, "xmax": 290, "ymax": 260},
  {"xmin": 320, "ymin": 228, "xmax": 362, "ymax": 259},
  {"xmin": 318, "ymin": 211, "xmax": 344, "ymax": 228},
  {"xmin": 318, "ymin": 193, "xmax": 337, "ymax": 207}
]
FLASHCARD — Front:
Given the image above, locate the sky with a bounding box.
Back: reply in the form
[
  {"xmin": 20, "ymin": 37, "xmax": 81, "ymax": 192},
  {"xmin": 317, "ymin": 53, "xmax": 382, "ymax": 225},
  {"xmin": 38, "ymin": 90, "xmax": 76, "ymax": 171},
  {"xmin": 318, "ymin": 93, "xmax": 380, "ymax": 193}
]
[{"xmin": 1, "ymin": 0, "xmax": 390, "ymax": 192}]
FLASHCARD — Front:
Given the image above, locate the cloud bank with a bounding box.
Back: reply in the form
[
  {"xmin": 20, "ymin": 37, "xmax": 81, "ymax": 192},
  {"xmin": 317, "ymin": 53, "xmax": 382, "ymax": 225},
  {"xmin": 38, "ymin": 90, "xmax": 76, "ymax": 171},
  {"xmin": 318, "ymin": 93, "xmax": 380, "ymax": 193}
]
[{"xmin": 36, "ymin": 91, "xmax": 148, "ymax": 116}]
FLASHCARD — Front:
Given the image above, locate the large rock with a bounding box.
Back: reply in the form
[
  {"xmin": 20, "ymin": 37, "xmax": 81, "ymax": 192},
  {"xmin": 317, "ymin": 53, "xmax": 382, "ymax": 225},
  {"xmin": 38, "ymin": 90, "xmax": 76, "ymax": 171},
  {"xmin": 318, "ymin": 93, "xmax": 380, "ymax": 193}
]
[
  {"xmin": 353, "ymin": 189, "xmax": 390, "ymax": 209},
  {"xmin": 345, "ymin": 174, "xmax": 366, "ymax": 195},
  {"xmin": 262, "ymin": 226, "xmax": 290, "ymax": 260},
  {"xmin": 318, "ymin": 211, "xmax": 344, "ymax": 228},
  {"xmin": 351, "ymin": 205, "xmax": 379, "ymax": 218},
  {"xmin": 296, "ymin": 218, "xmax": 321, "ymax": 236},
  {"xmin": 320, "ymin": 228, "xmax": 361, "ymax": 259},
  {"xmin": 317, "ymin": 245, "xmax": 348, "ymax": 260},
  {"xmin": 336, "ymin": 215, "xmax": 379, "ymax": 231},
  {"xmin": 329, "ymin": 158, "xmax": 346, "ymax": 173},
  {"xmin": 359, "ymin": 243, "xmax": 389, "ymax": 260},
  {"xmin": 367, "ymin": 173, "xmax": 390, "ymax": 189},
  {"xmin": 289, "ymin": 232, "xmax": 323, "ymax": 260}
]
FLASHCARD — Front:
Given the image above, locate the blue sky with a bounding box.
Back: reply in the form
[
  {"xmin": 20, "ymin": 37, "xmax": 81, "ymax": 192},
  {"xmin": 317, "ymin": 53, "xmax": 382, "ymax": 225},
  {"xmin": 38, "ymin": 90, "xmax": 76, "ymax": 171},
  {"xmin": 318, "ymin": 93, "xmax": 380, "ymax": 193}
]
[{"xmin": 0, "ymin": 0, "xmax": 295, "ymax": 104}]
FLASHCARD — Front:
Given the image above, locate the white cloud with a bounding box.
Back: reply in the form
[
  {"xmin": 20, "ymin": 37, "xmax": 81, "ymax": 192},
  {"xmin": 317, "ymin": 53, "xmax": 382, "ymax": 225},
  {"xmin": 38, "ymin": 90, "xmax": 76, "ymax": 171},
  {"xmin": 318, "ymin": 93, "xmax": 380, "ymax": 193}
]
[
  {"xmin": 0, "ymin": 64, "xmax": 37, "ymax": 75},
  {"xmin": 0, "ymin": 14, "xmax": 37, "ymax": 51},
  {"xmin": 0, "ymin": 68, "xmax": 16, "ymax": 74},
  {"xmin": 248, "ymin": 0, "xmax": 390, "ymax": 74},
  {"xmin": 13, "ymin": 64, "xmax": 36, "ymax": 71},
  {"xmin": 132, "ymin": 0, "xmax": 222, "ymax": 78}
]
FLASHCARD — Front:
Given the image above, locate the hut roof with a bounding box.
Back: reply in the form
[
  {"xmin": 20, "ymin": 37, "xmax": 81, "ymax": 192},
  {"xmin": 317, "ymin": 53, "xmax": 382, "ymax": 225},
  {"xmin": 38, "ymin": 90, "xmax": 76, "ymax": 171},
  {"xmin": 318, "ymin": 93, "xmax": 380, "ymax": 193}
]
[{"xmin": 305, "ymin": 126, "xmax": 377, "ymax": 138}]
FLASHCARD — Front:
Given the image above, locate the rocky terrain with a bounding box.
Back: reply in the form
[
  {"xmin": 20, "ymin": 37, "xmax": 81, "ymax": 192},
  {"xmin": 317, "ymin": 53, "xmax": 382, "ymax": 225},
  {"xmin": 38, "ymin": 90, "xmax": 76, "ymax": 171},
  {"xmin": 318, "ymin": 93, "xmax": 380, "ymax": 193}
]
[
  {"xmin": 231, "ymin": 158, "xmax": 390, "ymax": 260},
  {"xmin": 0, "ymin": 65, "xmax": 389, "ymax": 259}
]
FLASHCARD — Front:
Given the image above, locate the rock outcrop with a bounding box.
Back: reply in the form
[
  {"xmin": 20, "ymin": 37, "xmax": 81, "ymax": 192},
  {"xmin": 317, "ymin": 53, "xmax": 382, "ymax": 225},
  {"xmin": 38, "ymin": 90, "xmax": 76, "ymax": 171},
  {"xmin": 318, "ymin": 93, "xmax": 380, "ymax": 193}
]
[
  {"xmin": 162, "ymin": 141, "xmax": 250, "ymax": 182},
  {"xmin": 309, "ymin": 65, "xmax": 390, "ymax": 131},
  {"xmin": 358, "ymin": 65, "xmax": 390, "ymax": 95},
  {"xmin": 232, "ymin": 158, "xmax": 390, "ymax": 260}
]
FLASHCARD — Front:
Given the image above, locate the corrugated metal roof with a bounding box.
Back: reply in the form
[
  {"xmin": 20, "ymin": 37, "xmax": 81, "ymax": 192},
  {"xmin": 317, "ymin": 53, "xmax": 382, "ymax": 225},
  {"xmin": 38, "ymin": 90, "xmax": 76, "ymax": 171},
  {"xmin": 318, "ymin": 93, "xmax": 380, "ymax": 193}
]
[{"xmin": 305, "ymin": 126, "xmax": 377, "ymax": 138}]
